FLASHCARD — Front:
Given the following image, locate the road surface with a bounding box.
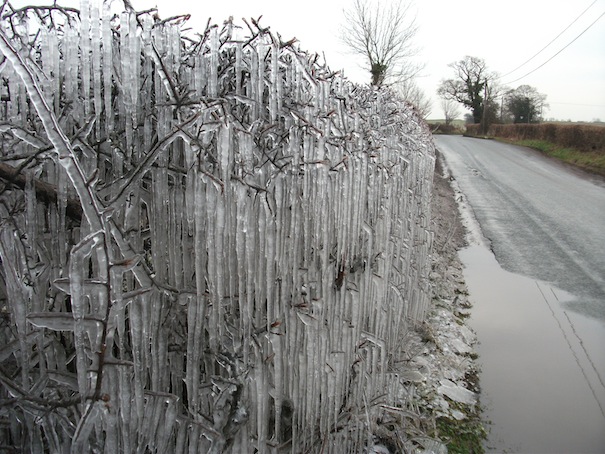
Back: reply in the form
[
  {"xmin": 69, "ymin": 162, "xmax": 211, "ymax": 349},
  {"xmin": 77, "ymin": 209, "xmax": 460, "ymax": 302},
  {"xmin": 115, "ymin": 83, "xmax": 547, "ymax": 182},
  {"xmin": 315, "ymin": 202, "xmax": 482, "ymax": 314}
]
[
  {"xmin": 434, "ymin": 135, "xmax": 605, "ymax": 453},
  {"xmin": 435, "ymin": 135, "xmax": 605, "ymax": 321}
]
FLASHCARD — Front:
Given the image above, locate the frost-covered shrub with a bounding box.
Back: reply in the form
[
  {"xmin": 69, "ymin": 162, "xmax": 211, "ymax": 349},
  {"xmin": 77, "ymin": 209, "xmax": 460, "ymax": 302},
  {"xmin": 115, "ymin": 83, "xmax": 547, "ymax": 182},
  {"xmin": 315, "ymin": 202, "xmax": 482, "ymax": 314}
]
[{"xmin": 0, "ymin": 1, "xmax": 434, "ymax": 452}]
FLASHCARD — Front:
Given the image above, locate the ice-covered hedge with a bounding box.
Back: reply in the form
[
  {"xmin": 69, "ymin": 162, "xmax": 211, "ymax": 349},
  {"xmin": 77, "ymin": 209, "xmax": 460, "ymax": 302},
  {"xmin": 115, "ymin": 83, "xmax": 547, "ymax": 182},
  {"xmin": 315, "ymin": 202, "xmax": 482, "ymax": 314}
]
[{"xmin": 0, "ymin": 2, "xmax": 434, "ymax": 451}]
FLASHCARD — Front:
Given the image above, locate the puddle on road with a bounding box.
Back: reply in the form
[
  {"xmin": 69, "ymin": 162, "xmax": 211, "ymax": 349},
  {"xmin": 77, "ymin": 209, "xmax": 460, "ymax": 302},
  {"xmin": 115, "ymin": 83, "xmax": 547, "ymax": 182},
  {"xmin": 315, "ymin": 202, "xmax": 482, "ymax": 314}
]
[{"xmin": 460, "ymin": 244, "xmax": 605, "ymax": 454}]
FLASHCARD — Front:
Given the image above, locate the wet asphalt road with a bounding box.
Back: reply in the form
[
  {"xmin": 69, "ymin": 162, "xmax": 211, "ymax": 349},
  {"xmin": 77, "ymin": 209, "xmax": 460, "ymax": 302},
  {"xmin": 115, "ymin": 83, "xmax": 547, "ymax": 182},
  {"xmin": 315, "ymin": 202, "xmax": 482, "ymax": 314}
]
[
  {"xmin": 434, "ymin": 134, "xmax": 605, "ymax": 452},
  {"xmin": 434, "ymin": 135, "xmax": 605, "ymax": 322}
]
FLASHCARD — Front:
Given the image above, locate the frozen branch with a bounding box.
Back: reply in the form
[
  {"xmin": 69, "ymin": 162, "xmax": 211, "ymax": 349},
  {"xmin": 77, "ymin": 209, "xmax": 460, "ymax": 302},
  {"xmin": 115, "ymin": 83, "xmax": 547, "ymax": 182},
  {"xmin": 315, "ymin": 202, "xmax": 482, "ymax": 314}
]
[{"xmin": 0, "ymin": 161, "xmax": 83, "ymax": 220}]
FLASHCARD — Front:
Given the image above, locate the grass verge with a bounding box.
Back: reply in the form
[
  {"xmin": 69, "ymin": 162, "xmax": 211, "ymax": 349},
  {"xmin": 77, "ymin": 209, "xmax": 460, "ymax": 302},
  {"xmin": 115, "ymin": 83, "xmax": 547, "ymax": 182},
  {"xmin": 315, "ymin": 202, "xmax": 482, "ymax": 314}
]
[
  {"xmin": 509, "ymin": 139, "xmax": 605, "ymax": 176},
  {"xmin": 431, "ymin": 369, "xmax": 487, "ymax": 454},
  {"xmin": 435, "ymin": 408, "xmax": 487, "ymax": 454}
]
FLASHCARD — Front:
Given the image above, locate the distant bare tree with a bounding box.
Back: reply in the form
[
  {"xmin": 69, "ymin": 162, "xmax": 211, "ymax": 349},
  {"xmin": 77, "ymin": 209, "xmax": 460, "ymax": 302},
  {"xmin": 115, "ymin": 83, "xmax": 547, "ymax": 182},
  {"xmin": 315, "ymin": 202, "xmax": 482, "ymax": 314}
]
[
  {"xmin": 341, "ymin": 0, "xmax": 422, "ymax": 86},
  {"xmin": 441, "ymin": 98, "xmax": 460, "ymax": 126},
  {"xmin": 398, "ymin": 79, "xmax": 431, "ymax": 118}
]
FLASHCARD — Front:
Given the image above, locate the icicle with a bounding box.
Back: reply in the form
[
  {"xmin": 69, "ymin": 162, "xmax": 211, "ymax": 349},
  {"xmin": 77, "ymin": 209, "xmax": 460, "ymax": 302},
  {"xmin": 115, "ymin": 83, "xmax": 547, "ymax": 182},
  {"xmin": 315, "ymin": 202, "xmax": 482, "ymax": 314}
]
[
  {"xmin": 38, "ymin": 27, "xmax": 52, "ymax": 104},
  {"xmin": 208, "ymin": 27, "xmax": 218, "ymax": 98},
  {"xmin": 189, "ymin": 170, "xmax": 207, "ymax": 414},
  {"xmin": 90, "ymin": 2, "xmax": 102, "ymax": 138},
  {"xmin": 72, "ymin": 401, "xmax": 102, "ymax": 452},
  {"xmin": 264, "ymin": 199, "xmax": 276, "ymax": 336},
  {"xmin": 127, "ymin": 19, "xmax": 145, "ymax": 164},
  {"xmin": 101, "ymin": 364, "xmax": 119, "ymax": 454},
  {"xmin": 25, "ymin": 171, "xmax": 37, "ymax": 258},
  {"xmin": 0, "ymin": 226, "xmax": 32, "ymax": 387},
  {"xmin": 235, "ymin": 184, "xmax": 248, "ymax": 352},
  {"xmin": 120, "ymin": 11, "xmax": 134, "ymax": 162},
  {"xmin": 69, "ymin": 231, "xmax": 103, "ymax": 400},
  {"xmin": 80, "ymin": 0, "xmax": 92, "ymax": 116},
  {"xmin": 206, "ymin": 183, "xmax": 222, "ymax": 352},
  {"xmin": 185, "ymin": 164, "xmax": 196, "ymax": 233},
  {"xmin": 171, "ymin": 183, "xmax": 184, "ymax": 288},
  {"xmin": 235, "ymin": 42, "xmax": 243, "ymax": 96},
  {"xmin": 218, "ymin": 124, "xmax": 230, "ymax": 186},
  {"xmin": 102, "ymin": 0, "xmax": 113, "ymax": 136},
  {"xmin": 55, "ymin": 167, "xmax": 68, "ymax": 270},
  {"xmin": 244, "ymin": 194, "xmax": 257, "ymax": 366},
  {"xmin": 269, "ymin": 44, "xmax": 278, "ymax": 122},
  {"xmin": 130, "ymin": 12, "xmax": 142, "ymax": 161},
  {"xmin": 156, "ymin": 394, "xmax": 178, "ymax": 452},
  {"xmin": 129, "ymin": 293, "xmax": 147, "ymax": 437},
  {"xmin": 256, "ymin": 41, "xmax": 266, "ymax": 120},
  {"xmin": 49, "ymin": 28, "xmax": 61, "ymax": 114},
  {"xmin": 249, "ymin": 44, "xmax": 260, "ymax": 119}
]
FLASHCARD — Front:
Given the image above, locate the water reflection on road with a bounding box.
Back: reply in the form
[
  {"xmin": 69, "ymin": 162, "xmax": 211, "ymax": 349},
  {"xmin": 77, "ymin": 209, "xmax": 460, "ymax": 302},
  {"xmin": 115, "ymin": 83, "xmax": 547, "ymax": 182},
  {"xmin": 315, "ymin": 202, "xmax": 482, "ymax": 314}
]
[{"xmin": 460, "ymin": 244, "xmax": 605, "ymax": 453}]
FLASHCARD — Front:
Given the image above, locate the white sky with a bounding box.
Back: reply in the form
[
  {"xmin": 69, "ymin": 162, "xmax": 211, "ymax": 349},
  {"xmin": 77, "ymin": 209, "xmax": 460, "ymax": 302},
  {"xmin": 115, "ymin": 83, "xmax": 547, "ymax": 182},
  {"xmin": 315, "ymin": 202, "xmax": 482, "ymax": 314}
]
[
  {"xmin": 146, "ymin": 0, "xmax": 605, "ymax": 122},
  {"xmin": 9, "ymin": 0, "xmax": 605, "ymax": 121}
]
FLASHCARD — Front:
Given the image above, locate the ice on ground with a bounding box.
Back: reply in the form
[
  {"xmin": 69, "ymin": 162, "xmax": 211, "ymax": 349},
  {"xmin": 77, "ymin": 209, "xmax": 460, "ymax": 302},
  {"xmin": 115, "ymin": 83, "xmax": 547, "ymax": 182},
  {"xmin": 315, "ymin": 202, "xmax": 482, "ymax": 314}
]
[
  {"xmin": 438, "ymin": 378, "xmax": 477, "ymax": 406},
  {"xmin": 449, "ymin": 337, "xmax": 473, "ymax": 354}
]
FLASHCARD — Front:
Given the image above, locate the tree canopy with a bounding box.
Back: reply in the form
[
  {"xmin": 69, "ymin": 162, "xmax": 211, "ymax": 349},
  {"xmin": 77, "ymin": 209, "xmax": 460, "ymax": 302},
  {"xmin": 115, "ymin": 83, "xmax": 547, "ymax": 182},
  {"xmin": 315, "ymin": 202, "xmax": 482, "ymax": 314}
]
[
  {"xmin": 437, "ymin": 56, "xmax": 497, "ymax": 125},
  {"xmin": 505, "ymin": 85, "xmax": 548, "ymax": 123}
]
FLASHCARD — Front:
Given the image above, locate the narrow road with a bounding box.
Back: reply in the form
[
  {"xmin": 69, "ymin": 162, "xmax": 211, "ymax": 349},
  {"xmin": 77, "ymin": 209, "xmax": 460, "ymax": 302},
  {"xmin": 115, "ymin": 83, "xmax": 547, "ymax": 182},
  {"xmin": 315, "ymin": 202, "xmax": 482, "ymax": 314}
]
[
  {"xmin": 435, "ymin": 135, "xmax": 605, "ymax": 321},
  {"xmin": 434, "ymin": 135, "xmax": 605, "ymax": 453}
]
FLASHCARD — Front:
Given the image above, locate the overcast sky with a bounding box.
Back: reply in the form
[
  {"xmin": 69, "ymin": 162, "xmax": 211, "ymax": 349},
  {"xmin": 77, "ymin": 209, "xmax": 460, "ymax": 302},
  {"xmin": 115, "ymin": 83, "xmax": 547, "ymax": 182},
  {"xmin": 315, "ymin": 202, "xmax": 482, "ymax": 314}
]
[
  {"xmin": 10, "ymin": 0, "xmax": 605, "ymax": 121},
  {"xmin": 143, "ymin": 0, "xmax": 605, "ymax": 122}
]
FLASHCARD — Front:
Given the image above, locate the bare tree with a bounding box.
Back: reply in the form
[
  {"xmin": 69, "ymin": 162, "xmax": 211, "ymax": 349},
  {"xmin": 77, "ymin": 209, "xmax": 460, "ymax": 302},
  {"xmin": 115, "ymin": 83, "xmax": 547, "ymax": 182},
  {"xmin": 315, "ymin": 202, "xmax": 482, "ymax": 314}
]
[
  {"xmin": 341, "ymin": 0, "xmax": 422, "ymax": 86},
  {"xmin": 437, "ymin": 56, "xmax": 493, "ymax": 124},
  {"xmin": 441, "ymin": 98, "xmax": 460, "ymax": 126},
  {"xmin": 398, "ymin": 79, "xmax": 431, "ymax": 118}
]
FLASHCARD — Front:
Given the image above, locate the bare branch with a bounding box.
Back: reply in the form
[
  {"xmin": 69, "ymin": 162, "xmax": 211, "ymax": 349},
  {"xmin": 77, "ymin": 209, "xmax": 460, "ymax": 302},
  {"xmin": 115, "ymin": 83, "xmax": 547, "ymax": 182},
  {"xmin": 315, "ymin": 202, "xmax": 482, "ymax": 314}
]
[
  {"xmin": 341, "ymin": 0, "xmax": 422, "ymax": 86},
  {"xmin": 0, "ymin": 161, "xmax": 83, "ymax": 220}
]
